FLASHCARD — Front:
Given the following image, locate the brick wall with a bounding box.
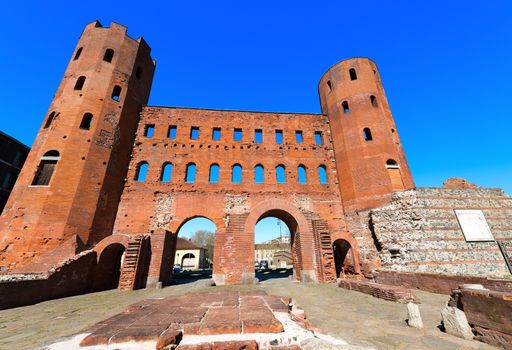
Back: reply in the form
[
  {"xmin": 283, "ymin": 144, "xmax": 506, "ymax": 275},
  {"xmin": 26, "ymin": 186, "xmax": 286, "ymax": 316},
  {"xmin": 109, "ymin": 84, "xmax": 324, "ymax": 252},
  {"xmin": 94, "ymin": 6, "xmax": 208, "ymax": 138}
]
[{"xmin": 371, "ymin": 188, "xmax": 512, "ymax": 277}]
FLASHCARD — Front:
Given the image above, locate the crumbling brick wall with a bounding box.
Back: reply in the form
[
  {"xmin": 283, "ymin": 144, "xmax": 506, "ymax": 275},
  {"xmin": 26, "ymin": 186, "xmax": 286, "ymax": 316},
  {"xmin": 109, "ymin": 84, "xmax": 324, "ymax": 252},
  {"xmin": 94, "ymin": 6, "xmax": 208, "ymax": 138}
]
[{"xmin": 371, "ymin": 187, "xmax": 512, "ymax": 277}]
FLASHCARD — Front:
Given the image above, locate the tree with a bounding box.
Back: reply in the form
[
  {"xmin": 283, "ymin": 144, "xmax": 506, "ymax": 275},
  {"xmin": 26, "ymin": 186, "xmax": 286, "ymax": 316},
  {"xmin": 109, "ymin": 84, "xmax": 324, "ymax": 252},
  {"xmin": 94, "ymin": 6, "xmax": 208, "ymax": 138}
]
[{"xmin": 190, "ymin": 230, "xmax": 215, "ymax": 261}]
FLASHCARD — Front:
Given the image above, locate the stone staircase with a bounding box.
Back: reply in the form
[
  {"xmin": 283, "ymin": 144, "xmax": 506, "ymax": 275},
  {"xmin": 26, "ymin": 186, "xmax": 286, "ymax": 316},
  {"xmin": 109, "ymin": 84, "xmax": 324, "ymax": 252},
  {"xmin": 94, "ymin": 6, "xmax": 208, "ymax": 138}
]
[{"xmin": 118, "ymin": 236, "xmax": 144, "ymax": 291}]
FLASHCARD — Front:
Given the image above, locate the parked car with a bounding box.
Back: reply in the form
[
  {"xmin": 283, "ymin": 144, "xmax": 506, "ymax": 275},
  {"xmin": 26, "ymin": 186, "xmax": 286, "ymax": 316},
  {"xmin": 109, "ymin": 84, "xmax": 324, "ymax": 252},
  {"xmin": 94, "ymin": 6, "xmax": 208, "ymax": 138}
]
[{"xmin": 259, "ymin": 260, "xmax": 269, "ymax": 270}]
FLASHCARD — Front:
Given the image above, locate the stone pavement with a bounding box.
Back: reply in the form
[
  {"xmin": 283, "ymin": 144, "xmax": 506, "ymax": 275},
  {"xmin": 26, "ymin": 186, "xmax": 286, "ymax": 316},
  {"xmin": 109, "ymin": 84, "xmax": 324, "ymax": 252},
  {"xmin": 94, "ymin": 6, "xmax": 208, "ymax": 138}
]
[{"xmin": 0, "ymin": 278, "xmax": 498, "ymax": 350}]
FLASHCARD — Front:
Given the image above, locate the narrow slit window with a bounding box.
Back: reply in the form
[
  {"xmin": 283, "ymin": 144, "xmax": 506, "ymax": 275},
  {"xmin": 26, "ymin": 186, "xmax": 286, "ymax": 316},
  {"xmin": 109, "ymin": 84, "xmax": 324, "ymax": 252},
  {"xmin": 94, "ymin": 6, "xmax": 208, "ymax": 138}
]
[
  {"xmin": 318, "ymin": 165, "xmax": 328, "ymax": 184},
  {"xmin": 276, "ymin": 165, "xmax": 286, "ymax": 184},
  {"xmin": 254, "ymin": 129, "xmax": 263, "ymax": 143},
  {"xmin": 254, "ymin": 164, "xmax": 264, "ymax": 183},
  {"xmin": 185, "ymin": 163, "xmax": 196, "ymax": 183},
  {"xmin": 144, "ymin": 124, "xmax": 155, "ymax": 138},
  {"xmin": 370, "ymin": 95, "xmax": 378, "ymax": 107},
  {"xmin": 342, "ymin": 101, "xmax": 350, "ymax": 113},
  {"xmin": 209, "ymin": 164, "xmax": 220, "ymax": 183},
  {"xmin": 212, "ymin": 128, "xmax": 221, "ymax": 141},
  {"xmin": 74, "ymin": 47, "xmax": 83, "ymax": 60},
  {"xmin": 298, "ymin": 165, "xmax": 307, "ymax": 184},
  {"xmin": 327, "ymin": 80, "xmax": 332, "ymax": 92},
  {"xmin": 190, "ymin": 127, "xmax": 200, "ymax": 140},
  {"xmin": 275, "ymin": 130, "xmax": 283, "ymax": 144},
  {"xmin": 161, "ymin": 163, "xmax": 173, "ymax": 182},
  {"xmin": 232, "ymin": 164, "xmax": 242, "ymax": 183},
  {"xmin": 80, "ymin": 113, "xmax": 93, "ymax": 130},
  {"xmin": 349, "ymin": 68, "xmax": 357, "ymax": 80},
  {"xmin": 31, "ymin": 151, "xmax": 60, "ymax": 186},
  {"xmin": 234, "ymin": 128, "xmax": 242, "ymax": 141},
  {"xmin": 74, "ymin": 76, "xmax": 86, "ymax": 90},
  {"xmin": 295, "ymin": 130, "xmax": 303, "ymax": 143},
  {"xmin": 135, "ymin": 162, "xmax": 149, "ymax": 182},
  {"xmin": 112, "ymin": 85, "xmax": 122, "ymax": 101},
  {"xmin": 315, "ymin": 131, "xmax": 323, "ymax": 145},
  {"xmin": 44, "ymin": 112, "xmax": 56, "ymax": 129},
  {"xmin": 103, "ymin": 48, "xmax": 114, "ymax": 63},
  {"xmin": 363, "ymin": 128, "xmax": 373, "ymax": 141},
  {"xmin": 167, "ymin": 125, "xmax": 177, "ymax": 139}
]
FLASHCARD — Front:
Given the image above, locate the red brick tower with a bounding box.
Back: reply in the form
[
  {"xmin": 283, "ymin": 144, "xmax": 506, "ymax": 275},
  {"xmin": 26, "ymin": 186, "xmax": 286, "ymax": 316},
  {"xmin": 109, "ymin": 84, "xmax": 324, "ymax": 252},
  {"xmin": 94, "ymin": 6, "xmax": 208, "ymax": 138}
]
[
  {"xmin": 318, "ymin": 58, "xmax": 414, "ymax": 211},
  {"xmin": 0, "ymin": 21, "xmax": 155, "ymax": 270}
]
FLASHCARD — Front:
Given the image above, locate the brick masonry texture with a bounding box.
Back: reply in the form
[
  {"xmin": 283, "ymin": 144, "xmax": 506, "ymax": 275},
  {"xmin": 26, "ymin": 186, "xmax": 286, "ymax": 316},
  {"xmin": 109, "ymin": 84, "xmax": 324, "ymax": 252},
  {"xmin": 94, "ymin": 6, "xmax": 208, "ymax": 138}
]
[
  {"xmin": 371, "ymin": 188, "xmax": 512, "ymax": 277},
  {"xmin": 0, "ymin": 21, "xmax": 510, "ymax": 304}
]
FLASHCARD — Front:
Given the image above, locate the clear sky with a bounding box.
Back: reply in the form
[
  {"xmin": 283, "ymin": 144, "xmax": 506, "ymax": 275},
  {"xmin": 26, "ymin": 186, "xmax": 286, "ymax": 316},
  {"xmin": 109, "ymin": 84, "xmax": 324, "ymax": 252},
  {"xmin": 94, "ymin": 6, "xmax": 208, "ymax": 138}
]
[{"xmin": 1, "ymin": 1, "xmax": 511, "ymax": 196}]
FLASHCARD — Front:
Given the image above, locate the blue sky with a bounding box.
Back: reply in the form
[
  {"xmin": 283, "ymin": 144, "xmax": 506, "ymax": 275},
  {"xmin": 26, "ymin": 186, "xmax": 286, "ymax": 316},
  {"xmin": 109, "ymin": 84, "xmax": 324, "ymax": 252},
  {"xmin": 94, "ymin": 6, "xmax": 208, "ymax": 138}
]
[{"xmin": 1, "ymin": 1, "xmax": 511, "ymax": 197}]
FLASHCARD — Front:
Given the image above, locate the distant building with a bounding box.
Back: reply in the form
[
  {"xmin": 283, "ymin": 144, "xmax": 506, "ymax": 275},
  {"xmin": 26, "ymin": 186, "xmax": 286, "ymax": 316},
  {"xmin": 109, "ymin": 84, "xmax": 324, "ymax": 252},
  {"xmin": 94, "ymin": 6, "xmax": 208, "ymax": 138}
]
[
  {"xmin": 174, "ymin": 237, "xmax": 210, "ymax": 270},
  {"xmin": 0, "ymin": 131, "xmax": 29, "ymax": 214},
  {"xmin": 255, "ymin": 236, "xmax": 292, "ymax": 267}
]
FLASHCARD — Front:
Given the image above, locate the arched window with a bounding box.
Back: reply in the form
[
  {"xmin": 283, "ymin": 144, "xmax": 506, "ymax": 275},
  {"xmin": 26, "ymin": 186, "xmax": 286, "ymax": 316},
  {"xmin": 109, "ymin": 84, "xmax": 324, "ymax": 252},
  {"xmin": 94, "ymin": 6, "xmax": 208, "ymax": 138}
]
[
  {"xmin": 349, "ymin": 68, "xmax": 357, "ymax": 80},
  {"xmin": 342, "ymin": 101, "xmax": 350, "ymax": 113},
  {"xmin": 43, "ymin": 112, "xmax": 56, "ymax": 129},
  {"xmin": 276, "ymin": 165, "xmax": 286, "ymax": 184},
  {"xmin": 232, "ymin": 164, "xmax": 242, "ymax": 183},
  {"xmin": 112, "ymin": 85, "xmax": 122, "ymax": 101},
  {"xmin": 370, "ymin": 95, "xmax": 378, "ymax": 107},
  {"xmin": 254, "ymin": 164, "xmax": 264, "ymax": 183},
  {"xmin": 74, "ymin": 76, "xmax": 86, "ymax": 90},
  {"xmin": 74, "ymin": 47, "xmax": 83, "ymax": 60},
  {"xmin": 386, "ymin": 159, "xmax": 399, "ymax": 168},
  {"xmin": 297, "ymin": 165, "xmax": 307, "ymax": 184},
  {"xmin": 318, "ymin": 165, "xmax": 328, "ymax": 184},
  {"xmin": 161, "ymin": 163, "xmax": 173, "ymax": 182},
  {"xmin": 135, "ymin": 162, "xmax": 149, "ymax": 182},
  {"xmin": 103, "ymin": 48, "xmax": 114, "ymax": 63},
  {"xmin": 363, "ymin": 128, "xmax": 373, "ymax": 141},
  {"xmin": 80, "ymin": 113, "xmax": 93, "ymax": 130},
  {"xmin": 31, "ymin": 150, "xmax": 60, "ymax": 186},
  {"xmin": 209, "ymin": 164, "xmax": 220, "ymax": 183},
  {"xmin": 185, "ymin": 163, "xmax": 196, "ymax": 183},
  {"xmin": 327, "ymin": 80, "xmax": 332, "ymax": 92}
]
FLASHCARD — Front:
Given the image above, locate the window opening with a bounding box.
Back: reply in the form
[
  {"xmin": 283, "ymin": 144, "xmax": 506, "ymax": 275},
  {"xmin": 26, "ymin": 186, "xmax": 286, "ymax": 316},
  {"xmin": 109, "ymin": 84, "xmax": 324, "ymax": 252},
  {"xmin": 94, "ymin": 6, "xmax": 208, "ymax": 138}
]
[
  {"xmin": 80, "ymin": 113, "xmax": 93, "ymax": 130},
  {"xmin": 315, "ymin": 131, "xmax": 323, "ymax": 145},
  {"xmin": 342, "ymin": 101, "xmax": 350, "ymax": 113},
  {"xmin": 44, "ymin": 112, "xmax": 56, "ymax": 129},
  {"xmin": 254, "ymin": 129, "xmax": 263, "ymax": 143},
  {"xmin": 168, "ymin": 125, "xmax": 177, "ymax": 139},
  {"xmin": 209, "ymin": 164, "xmax": 220, "ymax": 183},
  {"xmin": 295, "ymin": 130, "xmax": 303, "ymax": 143},
  {"xmin": 234, "ymin": 128, "xmax": 242, "ymax": 141},
  {"xmin": 212, "ymin": 128, "xmax": 221, "ymax": 141},
  {"xmin": 318, "ymin": 165, "xmax": 328, "ymax": 184},
  {"xmin": 232, "ymin": 164, "xmax": 242, "ymax": 183},
  {"xmin": 31, "ymin": 151, "xmax": 60, "ymax": 186},
  {"xmin": 363, "ymin": 128, "xmax": 373, "ymax": 141},
  {"xmin": 103, "ymin": 48, "xmax": 114, "ymax": 63},
  {"xmin": 112, "ymin": 85, "xmax": 122, "ymax": 101},
  {"xmin": 254, "ymin": 164, "xmax": 264, "ymax": 183},
  {"xmin": 190, "ymin": 127, "xmax": 200, "ymax": 140},
  {"xmin": 135, "ymin": 162, "xmax": 149, "ymax": 182},
  {"xmin": 275, "ymin": 130, "xmax": 283, "ymax": 144},
  {"xmin": 349, "ymin": 68, "xmax": 357, "ymax": 80},
  {"xmin": 161, "ymin": 163, "xmax": 173, "ymax": 182},
  {"xmin": 276, "ymin": 165, "xmax": 286, "ymax": 183},
  {"xmin": 74, "ymin": 76, "xmax": 86, "ymax": 90},
  {"xmin": 144, "ymin": 124, "xmax": 155, "ymax": 138},
  {"xmin": 185, "ymin": 163, "xmax": 197, "ymax": 183},
  {"xmin": 74, "ymin": 47, "xmax": 83, "ymax": 60}
]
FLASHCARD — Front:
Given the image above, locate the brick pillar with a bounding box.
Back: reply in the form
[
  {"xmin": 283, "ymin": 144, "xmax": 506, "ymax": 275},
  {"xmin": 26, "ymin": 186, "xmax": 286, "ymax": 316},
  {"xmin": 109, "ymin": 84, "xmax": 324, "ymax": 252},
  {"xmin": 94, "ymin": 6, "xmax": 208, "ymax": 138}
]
[{"xmin": 146, "ymin": 229, "xmax": 174, "ymax": 287}]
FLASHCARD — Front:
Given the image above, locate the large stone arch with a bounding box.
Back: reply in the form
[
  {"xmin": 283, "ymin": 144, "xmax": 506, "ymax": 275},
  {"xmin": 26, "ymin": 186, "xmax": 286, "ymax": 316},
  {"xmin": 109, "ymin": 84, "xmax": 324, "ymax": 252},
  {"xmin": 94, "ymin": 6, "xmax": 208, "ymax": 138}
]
[
  {"xmin": 91, "ymin": 235, "xmax": 131, "ymax": 291},
  {"xmin": 243, "ymin": 199, "xmax": 318, "ymax": 283}
]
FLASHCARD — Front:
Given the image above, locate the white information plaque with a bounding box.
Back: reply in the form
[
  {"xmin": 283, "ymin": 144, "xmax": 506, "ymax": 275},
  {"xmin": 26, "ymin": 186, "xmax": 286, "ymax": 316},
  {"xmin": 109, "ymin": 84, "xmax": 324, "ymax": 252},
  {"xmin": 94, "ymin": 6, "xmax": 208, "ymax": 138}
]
[{"xmin": 454, "ymin": 209, "xmax": 494, "ymax": 242}]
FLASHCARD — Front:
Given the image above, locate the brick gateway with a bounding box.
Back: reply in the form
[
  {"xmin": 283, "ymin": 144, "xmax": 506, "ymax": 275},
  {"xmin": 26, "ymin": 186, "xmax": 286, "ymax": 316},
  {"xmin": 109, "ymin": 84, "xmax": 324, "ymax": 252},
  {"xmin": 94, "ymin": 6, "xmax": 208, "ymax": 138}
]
[{"xmin": 5, "ymin": 21, "xmax": 506, "ymax": 294}]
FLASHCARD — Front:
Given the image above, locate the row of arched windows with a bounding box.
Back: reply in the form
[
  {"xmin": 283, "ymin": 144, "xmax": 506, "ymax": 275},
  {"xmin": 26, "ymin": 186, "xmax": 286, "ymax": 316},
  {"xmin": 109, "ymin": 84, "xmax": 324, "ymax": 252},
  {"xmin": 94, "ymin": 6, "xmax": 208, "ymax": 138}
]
[
  {"xmin": 43, "ymin": 111, "xmax": 93, "ymax": 130},
  {"xmin": 73, "ymin": 76, "xmax": 122, "ymax": 101},
  {"xmin": 340, "ymin": 95, "xmax": 378, "ymax": 114},
  {"xmin": 73, "ymin": 46, "xmax": 143, "ymax": 79},
  {"xmin": 135, "ymin": 162, "xmax": 329, "ymax": 185}
]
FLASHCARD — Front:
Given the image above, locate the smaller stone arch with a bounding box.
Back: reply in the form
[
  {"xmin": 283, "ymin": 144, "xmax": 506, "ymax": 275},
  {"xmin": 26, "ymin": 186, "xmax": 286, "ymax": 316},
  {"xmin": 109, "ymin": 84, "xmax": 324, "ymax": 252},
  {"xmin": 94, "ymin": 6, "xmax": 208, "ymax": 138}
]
[{"xmin": 332, "ymin": 236, "xmax": 360, "ymax": 278}]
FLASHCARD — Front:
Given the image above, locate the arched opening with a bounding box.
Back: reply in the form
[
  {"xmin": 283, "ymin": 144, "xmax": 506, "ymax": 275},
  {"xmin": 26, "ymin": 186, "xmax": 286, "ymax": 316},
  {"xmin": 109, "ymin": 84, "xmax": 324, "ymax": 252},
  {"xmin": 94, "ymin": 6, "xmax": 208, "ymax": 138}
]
[
  {"xmin": 386, "ymin": 159, "xmax": 404, "ymax": 190},
  {"xmin": 318, "ymin": 165, "xmax": 328, "ymax": 184},
  {"xmin": 171, "ymin": 217, "xmax": 217, "ymax": 284},
  {"xmin": 31, "ymin": 150, "xmax": 60, "ymax": 186},
  {"xmin": 370, "ymin": 95, "xmax": 378, "ymax": 107},
  {"xmin": 103, "ymin": 48, "xmax": 114, "ymax": 63},
  {"xmin": 79, "ymin": 113, "xmax": 93, "ymax": 130},
  {"xmin": 93, "ymin": 243, "xmax": 125, "ymax": 291},
  {"xmin": 43, "ymin": 111, "xmax": 56, "ymax": 129},
  {"xmin": 254, "ymin": 164, "xmax": 264, "ymax": 183},
  {"xmin": 185, "ymin": 163, "xmax": 196, "ymax": 183},
  {"xmin": 363, "ymin": 128, "xmax": 373, "ymax": 141},
  {"xmin": 342, "ymin": 101, "xmax": 350, "ymax": 113},
  {"xmin": 135, "ymin": 162, "xmax": 149, "ymax": 182},
  {"xmin": 332, "ymin": 239, "xmax": 356, "ymax": 278},
  {"xmin": 111, "ymin": 85, "xmax": 122, "ymax": 101},
  {"xmin": 232, "ymin": 164, "xmax": 242, "ymax": 183},
  {"xmin": 74, "ymin": 47, "xmax": 83, "ymax": 60},
  {"xmin": 254, "ymin": 210, "xmax": 297, "ymax": 282},
  {"xmin": 74, "ymin": 76, "xmax": 86, "ymax": 90},
  {"xmin": 161, "ymin": 162, "xmax": 173, "ymax": 182},
  {"xmin": 209, "ymin": 164, "xmax": 219, "ymax": 183},
  {"xmin": 276, "ymin": 165, "xmax": 286, "ymax": 184},
  {"xmin": 297, "ymin": 165, "xmax": 307, "ymax": 184},
  {"xmin": 349, "ymin": 68, "xmax": 357, "ymax": 80}
]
